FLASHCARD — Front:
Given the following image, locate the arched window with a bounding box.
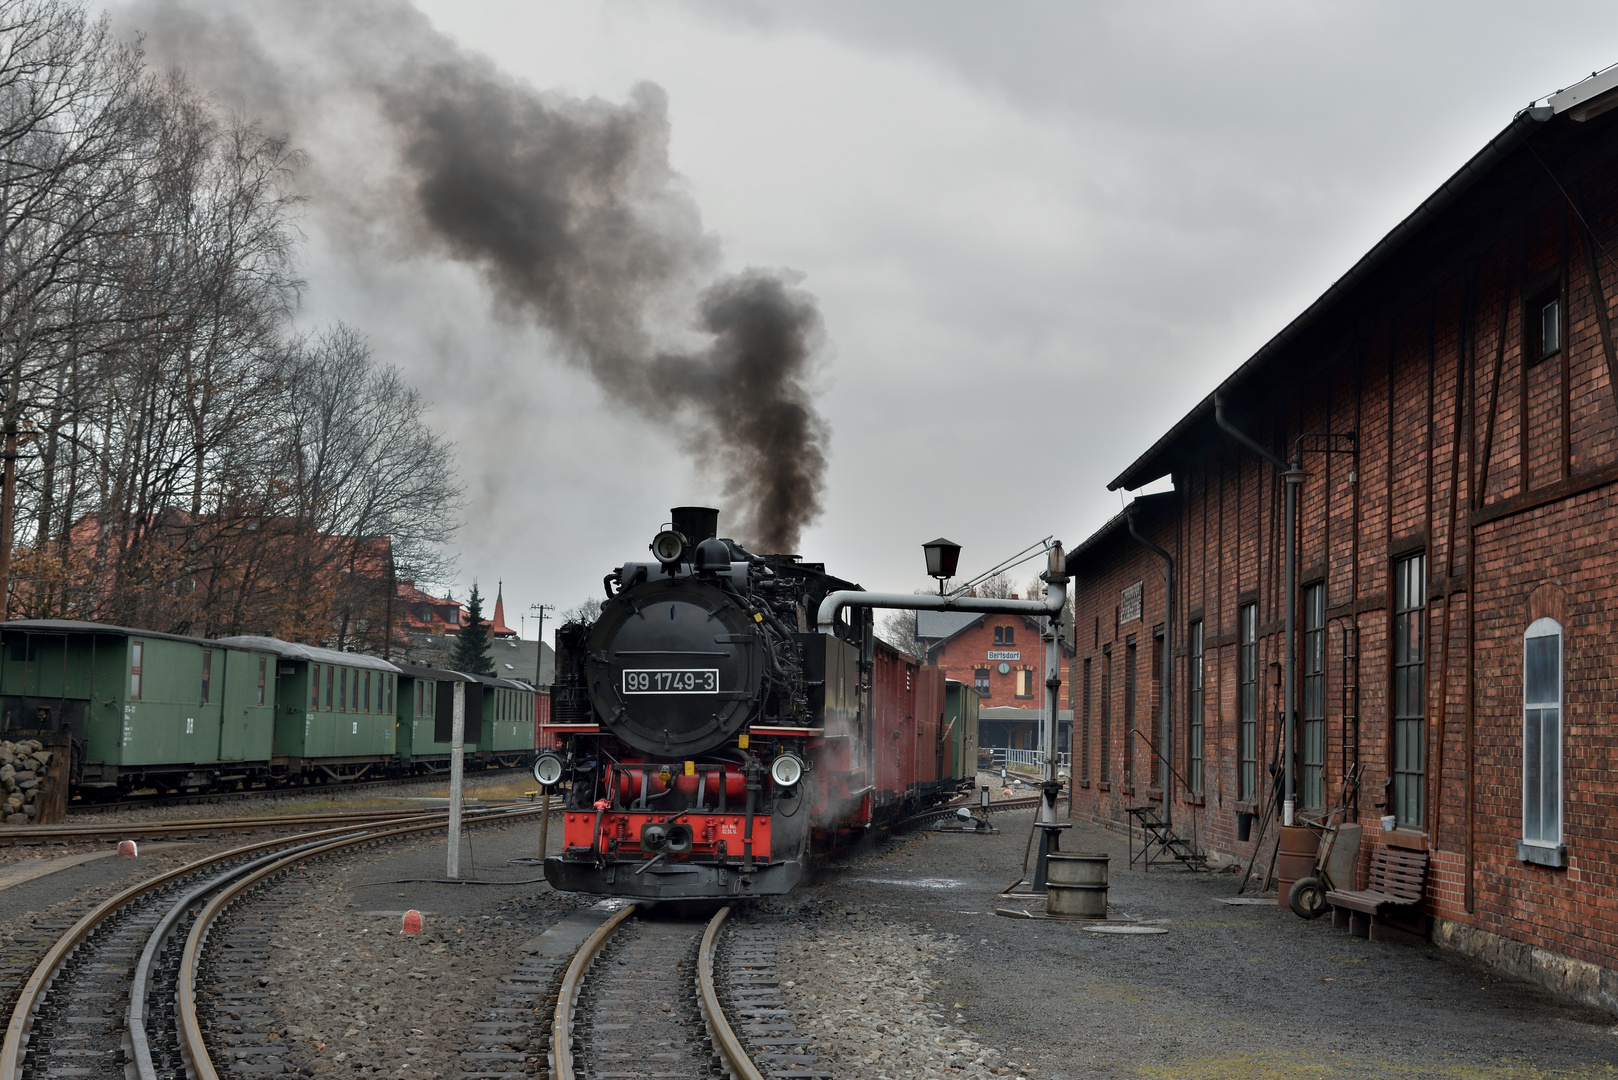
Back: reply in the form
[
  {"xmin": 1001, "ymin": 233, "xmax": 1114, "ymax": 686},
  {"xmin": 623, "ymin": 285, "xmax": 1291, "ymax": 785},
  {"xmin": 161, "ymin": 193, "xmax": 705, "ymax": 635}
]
[{"xmin": 1521, "ymin": 617, "xmax": 1564, "ymax": 865}]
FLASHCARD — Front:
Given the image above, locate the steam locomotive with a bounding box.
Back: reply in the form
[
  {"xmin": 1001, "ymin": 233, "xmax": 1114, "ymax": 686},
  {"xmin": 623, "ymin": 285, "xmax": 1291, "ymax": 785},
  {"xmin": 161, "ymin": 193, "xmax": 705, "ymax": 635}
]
[{"xmin": 535, "ymin": 507, "xmax": 974, "ymax": 899}]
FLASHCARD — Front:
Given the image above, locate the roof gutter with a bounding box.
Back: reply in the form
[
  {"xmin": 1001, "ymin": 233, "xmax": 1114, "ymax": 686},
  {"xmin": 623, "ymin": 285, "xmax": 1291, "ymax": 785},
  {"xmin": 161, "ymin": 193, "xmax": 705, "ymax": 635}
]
[{"xmin": 1109, "ymin": 104, "xmax": 1553, "ymax": 493}]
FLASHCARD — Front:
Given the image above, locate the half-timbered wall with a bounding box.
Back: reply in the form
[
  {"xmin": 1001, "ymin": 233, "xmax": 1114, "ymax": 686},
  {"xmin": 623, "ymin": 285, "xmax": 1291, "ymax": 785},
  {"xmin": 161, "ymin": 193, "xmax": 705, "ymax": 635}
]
[{"xmin": 1069, "ymin": 149, "xmax": 1618, "ymax": 985}]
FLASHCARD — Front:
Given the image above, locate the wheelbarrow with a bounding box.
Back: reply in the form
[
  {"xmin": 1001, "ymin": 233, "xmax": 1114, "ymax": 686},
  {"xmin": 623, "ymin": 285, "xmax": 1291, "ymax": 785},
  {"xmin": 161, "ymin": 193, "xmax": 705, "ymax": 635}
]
[{"xmin": 1287, "ymin": 815, "xmax": 1362, "ymax": 919}]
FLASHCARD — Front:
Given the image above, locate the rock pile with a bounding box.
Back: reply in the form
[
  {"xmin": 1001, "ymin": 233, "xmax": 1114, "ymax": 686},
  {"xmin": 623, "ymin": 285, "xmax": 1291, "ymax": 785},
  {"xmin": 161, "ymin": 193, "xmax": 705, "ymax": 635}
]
[{"xmin": 1, "ymin": 739, "xmax": 53, "ymax": 825}]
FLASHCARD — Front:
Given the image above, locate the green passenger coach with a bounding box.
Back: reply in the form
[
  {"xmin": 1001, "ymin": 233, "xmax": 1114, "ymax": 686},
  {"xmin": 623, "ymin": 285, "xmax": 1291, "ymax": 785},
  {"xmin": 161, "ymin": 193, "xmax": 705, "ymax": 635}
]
[
  {"xmin": 0, "ymin": 621, "xmax": 278, "ymax": 793},
  {"xmin": 1, "ymin": 620, "xmax": 541, "ymax": 801},
  {"xmin": 215, "ymin": 637, "xmax": 402, "ymax": 781}
]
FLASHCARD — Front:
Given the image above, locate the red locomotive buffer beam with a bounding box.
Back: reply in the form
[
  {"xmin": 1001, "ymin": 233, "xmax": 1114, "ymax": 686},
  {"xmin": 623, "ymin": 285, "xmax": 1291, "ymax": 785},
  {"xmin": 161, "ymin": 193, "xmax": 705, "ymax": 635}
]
[{"xmin": 552, "ymin": 807, "xmax": 793, "ymax": 899}]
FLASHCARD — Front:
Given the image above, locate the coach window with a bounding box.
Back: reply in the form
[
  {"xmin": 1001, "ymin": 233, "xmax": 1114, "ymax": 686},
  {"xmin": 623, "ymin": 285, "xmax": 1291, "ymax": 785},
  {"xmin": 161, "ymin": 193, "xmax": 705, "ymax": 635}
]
[
  {"xmin": 257, "ymin": 658, "xmax": 267, "ymax": 706},
  {"xmin": 339, "ymin": 669, "xmax": 348, "ymax": 712},
  {"xmin": 387, "ymin": 675, "xmax": 394, "ymax": 713},
  {"xmin": 130, "ymin": 641, "xmax": 144, "ymax": 700},
  {"xmin": 201, "ymin": 651, "xmax": 212, "ymax": 704},
  {"xmin": 311, "ymin": 665, "xmax": 321, "ymax": 709},
  {"xmin": 1302, "ymin": 583, "xmax": 1326, "ymax": 809},
  {"xmin": 1392, "ymin": 553, "xmax": 1426, "ymax": 827},
  {"xmin": 364, "ymin": 671, "xmax": 372, "ymax": 712},
  {"xmin": 325, "ymin": 666, "xmax": 334, "ymax": 710},
  {"xmin": 1521, "ymin": 618, "xmax": 1565, "ymax": 865},
  {"xmin": 1188, "ymin": 620, "xmax": 1204, "ymax": 796},
  {"xmin": 1238, "ymin": 604, "xmax": 1257, "ymax": 802}
]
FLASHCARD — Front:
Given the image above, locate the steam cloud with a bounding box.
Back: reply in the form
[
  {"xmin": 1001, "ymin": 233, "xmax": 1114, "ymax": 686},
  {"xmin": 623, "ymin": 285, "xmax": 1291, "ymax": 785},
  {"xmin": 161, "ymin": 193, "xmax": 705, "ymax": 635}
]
[{"xmin": 130, "ymin": 0, "xmax": 828, "ymax": 554}]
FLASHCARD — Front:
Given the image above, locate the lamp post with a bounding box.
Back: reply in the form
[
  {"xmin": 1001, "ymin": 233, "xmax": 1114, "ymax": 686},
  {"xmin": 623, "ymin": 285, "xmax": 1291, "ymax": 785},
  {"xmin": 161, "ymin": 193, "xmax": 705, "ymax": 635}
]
[{"xmin": 923, "ymin": 538, "xmax": 961, "ymax": 594}]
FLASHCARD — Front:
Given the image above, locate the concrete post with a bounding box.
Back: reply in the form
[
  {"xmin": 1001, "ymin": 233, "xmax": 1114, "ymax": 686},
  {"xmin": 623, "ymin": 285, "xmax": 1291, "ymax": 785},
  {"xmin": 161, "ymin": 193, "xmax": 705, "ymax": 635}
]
[{"xmin": 447, "ymin": 680, "xmax": 466, "ymax": 878}]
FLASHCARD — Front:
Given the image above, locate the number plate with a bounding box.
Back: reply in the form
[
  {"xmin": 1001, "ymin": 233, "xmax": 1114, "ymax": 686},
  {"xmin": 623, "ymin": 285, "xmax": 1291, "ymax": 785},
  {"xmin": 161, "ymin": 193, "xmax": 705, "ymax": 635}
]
[{"xmin": 622, "ymin": 669, "xmax": 720, "ymax": 695}]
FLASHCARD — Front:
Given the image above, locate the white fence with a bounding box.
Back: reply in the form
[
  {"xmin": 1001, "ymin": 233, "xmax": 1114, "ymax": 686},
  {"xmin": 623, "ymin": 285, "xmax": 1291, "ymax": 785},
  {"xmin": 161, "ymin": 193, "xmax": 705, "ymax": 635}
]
[{"xmin": 990, "ymin": 747, "xmax": 1071, "ymax": 770}]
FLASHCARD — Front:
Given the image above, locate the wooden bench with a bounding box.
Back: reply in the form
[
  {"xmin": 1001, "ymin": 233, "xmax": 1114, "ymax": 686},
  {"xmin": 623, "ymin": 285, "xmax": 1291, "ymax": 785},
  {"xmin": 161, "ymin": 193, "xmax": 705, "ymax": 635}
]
[{"xmin": 1325, "ymin": 846, "xmax": 1429, "ymax": 944}]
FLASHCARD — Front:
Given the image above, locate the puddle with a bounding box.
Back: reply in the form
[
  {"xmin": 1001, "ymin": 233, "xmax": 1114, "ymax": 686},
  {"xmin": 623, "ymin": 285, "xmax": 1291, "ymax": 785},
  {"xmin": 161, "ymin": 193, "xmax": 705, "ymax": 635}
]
[{"xmin": 853, "ymin": 877, "xmax": 965, "ymax": 889}]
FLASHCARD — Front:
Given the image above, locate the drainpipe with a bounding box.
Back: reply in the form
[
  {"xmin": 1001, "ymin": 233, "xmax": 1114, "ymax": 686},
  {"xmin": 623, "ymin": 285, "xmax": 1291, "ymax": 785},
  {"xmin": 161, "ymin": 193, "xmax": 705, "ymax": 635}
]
[
  {"xmin": 1126, "ymin": 505, "xmax": 1174, "ymax": 825},
  {"xmin": 1215, "ymin": 392, "xmax": 1306, "ymax": 828}
]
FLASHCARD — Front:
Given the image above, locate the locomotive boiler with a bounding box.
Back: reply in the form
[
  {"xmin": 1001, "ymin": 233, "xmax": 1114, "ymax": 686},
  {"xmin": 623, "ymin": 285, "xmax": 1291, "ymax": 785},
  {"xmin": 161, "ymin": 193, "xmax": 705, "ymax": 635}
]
[{"xmin": 537, "ymin": 505, "xmax": 925, "ymax": 900}]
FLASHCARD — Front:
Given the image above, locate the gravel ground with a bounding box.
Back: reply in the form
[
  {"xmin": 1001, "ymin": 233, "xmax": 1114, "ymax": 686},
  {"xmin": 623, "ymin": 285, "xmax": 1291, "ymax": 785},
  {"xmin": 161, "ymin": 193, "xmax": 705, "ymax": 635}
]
[
  {"xmin": 251, "ymin": 813, "xmax": 580, "ymax": 1078},
  {"xmin": 753, "ymin": 809, "xmax": 1618, "ymax": 1080}
]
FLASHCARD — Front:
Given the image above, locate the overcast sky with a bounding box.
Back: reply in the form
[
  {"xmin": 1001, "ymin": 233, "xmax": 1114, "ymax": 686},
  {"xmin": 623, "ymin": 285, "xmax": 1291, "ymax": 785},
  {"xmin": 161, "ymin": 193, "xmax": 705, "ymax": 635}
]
[{"xmin": 119, "ymin": 1, "xmax": 1618, "ymax": 642}]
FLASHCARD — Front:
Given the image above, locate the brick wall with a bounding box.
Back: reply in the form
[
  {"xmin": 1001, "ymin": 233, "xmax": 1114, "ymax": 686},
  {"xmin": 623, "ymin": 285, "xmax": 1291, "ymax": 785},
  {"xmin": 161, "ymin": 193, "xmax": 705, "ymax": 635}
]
[
  {"xmin": 927, "ymin": 614, "xmax": 1072, "ymax": 713},
  {"xmin": 1067, "ymin": 134, "xmax": 1618, "ymax": 979}
]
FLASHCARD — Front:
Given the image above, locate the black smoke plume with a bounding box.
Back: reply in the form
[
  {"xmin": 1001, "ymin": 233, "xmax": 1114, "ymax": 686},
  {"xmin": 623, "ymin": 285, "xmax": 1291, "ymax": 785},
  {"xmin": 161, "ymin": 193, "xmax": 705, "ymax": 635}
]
[{"xmin": 129, "ymin": 1, "xmax": 829, "ymax": 554}]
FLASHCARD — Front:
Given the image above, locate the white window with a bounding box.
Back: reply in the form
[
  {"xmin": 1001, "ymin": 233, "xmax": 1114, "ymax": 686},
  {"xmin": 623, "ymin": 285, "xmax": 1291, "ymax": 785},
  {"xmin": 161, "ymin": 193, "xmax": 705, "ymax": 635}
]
[{"xmin": 1521, "ymin": 617, "xmax": 1564, "ymax": 865}]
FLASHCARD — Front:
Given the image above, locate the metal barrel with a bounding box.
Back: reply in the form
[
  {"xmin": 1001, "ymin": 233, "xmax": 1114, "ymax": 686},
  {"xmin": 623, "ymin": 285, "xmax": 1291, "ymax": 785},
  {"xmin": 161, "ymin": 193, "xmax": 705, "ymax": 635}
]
[
  {"xmin": 1276, "ymin": 825, "xmax": 1321, "ymax": 908},
  {"xmin": 1044, "ymin": 852, "xmax": 1110, "ymax": 918}
]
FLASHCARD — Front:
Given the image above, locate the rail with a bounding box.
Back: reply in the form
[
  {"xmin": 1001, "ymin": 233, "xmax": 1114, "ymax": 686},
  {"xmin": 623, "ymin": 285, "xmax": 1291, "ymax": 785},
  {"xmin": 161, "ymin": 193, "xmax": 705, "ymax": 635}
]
[
  {"xmin": 549, "ymin": 904, "xmax": 764, "ymax": 1080},
  {"xmin": 551, "ymin": 903, "xmax": 641, "ymax": 1080},
  {"xmin": 697, "ymin": 906, "xmax": 765, "ymax": 1080},
  {"xmin": 176, "ymin": 809, "xmax": 544, "ymax": 1080},
  {"xmin": 0, "ymin": 803, "xmax": 545, "ymax": 1080}
]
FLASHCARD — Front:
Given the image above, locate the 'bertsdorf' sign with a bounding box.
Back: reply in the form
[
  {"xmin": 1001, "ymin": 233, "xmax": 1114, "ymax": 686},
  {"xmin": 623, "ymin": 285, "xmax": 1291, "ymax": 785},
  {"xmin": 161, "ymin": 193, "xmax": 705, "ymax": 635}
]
[{"xmin": 986, "ymin": 650, "xmax": 1021, "ymax": 661}]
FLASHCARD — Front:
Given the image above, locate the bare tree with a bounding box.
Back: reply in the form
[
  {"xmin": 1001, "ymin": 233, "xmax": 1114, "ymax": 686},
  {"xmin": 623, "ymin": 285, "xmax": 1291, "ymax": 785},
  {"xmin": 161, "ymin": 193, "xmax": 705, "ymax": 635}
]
[{"xmin": 0, "ymin": 0, "xmax": 147, "ymax": 609}]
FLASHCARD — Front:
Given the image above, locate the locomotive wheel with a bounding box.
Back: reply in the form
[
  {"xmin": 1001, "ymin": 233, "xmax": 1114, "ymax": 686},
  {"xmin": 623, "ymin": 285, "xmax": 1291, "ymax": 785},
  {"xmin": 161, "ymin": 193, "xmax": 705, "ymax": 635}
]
[{"xmin": 1288, "ymin": 876, "xmax": 1329, "ymax": 920}]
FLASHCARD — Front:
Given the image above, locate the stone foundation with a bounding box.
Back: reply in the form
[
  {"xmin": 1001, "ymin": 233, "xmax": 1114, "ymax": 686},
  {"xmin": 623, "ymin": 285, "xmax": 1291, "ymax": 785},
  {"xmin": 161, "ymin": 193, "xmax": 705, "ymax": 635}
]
[{"xmin": 1432, "ymin": 916, "xmax": 1618, "ymax": 1017}]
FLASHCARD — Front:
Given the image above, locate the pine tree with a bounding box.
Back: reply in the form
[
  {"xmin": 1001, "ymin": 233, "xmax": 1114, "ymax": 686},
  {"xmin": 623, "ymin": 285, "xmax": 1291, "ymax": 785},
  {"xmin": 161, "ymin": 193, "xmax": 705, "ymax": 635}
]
[{"xmin": 452, "ymin": 584, "xmax": 495, "ymax": 675}]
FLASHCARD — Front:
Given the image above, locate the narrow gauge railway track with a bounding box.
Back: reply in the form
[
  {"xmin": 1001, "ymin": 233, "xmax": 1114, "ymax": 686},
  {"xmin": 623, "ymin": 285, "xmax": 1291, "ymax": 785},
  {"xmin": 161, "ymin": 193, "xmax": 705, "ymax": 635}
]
[
  {"xmin": 66, "ymin": 765, "xmax": 533, "ymax": 816},
  {"xmin": 550, "ymin": 905, "xmax": 816, "ymax": 1080},
  {"xmin": 0, "ymin": 801, "xmax": 557, "ymax": 847},
  {"xmin": 0, "ymin": 803, "xmax": 546, "ymax": 1080}
]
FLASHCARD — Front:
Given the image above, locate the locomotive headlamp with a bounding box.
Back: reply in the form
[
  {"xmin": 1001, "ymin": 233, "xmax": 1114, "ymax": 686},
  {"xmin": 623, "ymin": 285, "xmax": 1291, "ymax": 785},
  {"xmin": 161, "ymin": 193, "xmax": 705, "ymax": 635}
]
[
  {"xmin": 650, "ymin": 529, "xmax": 687, "ymax": 565},
  {"xmin": 923, "ymin": 537, "xmax": 962, "ymax": 593},
  {"xmin": 532, "ymin": 752, "xmax": 565, "ymax": 787},
  {"xmin": 769, "ymin": 752, "xmax": 805, "ymax": 788}
]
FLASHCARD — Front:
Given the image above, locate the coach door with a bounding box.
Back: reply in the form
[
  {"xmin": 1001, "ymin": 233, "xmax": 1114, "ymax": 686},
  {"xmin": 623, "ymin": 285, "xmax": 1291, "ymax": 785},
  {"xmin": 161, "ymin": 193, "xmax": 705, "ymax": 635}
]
[{"xmin": 220, "ymin": 650, "xmax": 274, "ymax": 762}]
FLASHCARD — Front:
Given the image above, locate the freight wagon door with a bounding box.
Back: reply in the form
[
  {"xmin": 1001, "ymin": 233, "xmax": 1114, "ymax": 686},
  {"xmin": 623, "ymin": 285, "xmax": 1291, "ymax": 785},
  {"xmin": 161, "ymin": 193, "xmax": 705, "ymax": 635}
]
[{"xmin": 219, "ymin": 651, "xmax": 273, "ymax": 761}]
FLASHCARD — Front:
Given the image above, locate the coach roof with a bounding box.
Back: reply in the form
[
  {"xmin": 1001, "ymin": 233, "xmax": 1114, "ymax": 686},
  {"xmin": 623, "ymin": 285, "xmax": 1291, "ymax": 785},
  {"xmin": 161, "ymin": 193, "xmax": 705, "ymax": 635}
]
[
  {"xmin": 1109, "ymin": 64, "xmax": 1618, "ymax": 493},
  {"xmin": 214, "ymin": 636, "xmax": 402, "ymax": 674}
]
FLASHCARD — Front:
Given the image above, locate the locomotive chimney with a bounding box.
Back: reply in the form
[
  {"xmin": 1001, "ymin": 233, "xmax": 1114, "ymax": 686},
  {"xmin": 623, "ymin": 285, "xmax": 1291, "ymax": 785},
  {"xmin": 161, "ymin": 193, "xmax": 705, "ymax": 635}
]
[{"xmin": 671, "ymin": 506, "xmax": 720, "ymax": 543}]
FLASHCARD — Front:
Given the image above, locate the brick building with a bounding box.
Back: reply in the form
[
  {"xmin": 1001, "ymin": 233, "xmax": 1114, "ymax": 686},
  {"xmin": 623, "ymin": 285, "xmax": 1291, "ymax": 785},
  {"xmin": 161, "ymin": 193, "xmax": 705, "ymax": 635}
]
[
  {"xmin": 1066, "ymin": 66, "xmax": 1618, "ymax": 1010},
  {"xmin": 918, "ymin": 610, "xmax": 1073, "ymax": 753}
]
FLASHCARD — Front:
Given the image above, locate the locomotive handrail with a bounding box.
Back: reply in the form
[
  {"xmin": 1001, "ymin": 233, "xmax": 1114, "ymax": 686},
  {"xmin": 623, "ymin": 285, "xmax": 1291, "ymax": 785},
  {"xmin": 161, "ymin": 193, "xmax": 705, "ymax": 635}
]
[{"xmin": 814, "ymin": 579, "xmax": 1067, "ymax": 634}]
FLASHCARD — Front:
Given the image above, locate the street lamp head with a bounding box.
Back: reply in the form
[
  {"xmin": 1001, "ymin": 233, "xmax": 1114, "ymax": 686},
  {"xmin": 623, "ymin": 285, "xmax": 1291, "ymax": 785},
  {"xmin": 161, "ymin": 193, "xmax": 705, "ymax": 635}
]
[{"xmin": 923, "ymin": 537, "xmax": 961, "ymax": 589}]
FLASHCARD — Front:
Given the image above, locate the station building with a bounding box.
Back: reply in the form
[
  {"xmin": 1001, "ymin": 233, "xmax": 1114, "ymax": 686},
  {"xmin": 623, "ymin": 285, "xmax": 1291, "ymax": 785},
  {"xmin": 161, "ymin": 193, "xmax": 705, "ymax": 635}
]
[
  {"xmin": 1065, "ymin": 66, "xmax": 1618, "ymax": 1011},
  {"xmin": 918, "ymin": 611, "xmax": 1073, "ymax": 756}
]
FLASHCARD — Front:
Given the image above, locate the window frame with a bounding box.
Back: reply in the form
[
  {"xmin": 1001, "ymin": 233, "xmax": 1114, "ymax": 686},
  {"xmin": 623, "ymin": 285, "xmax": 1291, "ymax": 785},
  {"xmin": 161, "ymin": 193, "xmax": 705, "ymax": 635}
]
[
  {"xmin": 1100, "ymin": 647, "xmax": 1112, "ymax": 784},
  {"xmin": 1520, "ymin": 617, "xmax": 1565, "ymax": 865},
  {"xmin": 1392, "ymin": 552, "xmax": 1426, "ymax": 828},
  {"xmin": 1301, "ymin": 582, "xmax": 1326, "ymax": 810},
  {"xmin": 1014, "ymin": 666, "xmax": 1035, "ymax": 699},
  {"xmin": 1527, "ymin": 283, "xmax": 1565, "ymax": 367},
  {"xmin": 130, "ymin": 641, "xmax": 144, "ymax": 701},
  {"xmin": 1123, "ymin": 636, "xmax": 1137, "ymax": 786},
  {"xmin": 257, "ymin": 658, "xmax": 267, "ymax": 707},
  {"xmin": 1081, "ymin": 656, "xmax": 1092, "ymax": 784},
  {"xmin": 201, "ymin": 650, "xmax": 212, "ymax": 705},
  {"xmin": 311, "ymin": 664, "xmax": 322, "ymax": 709},
  {"xmin": 973, "ymin": 667, "xmax": 991, "ymax": 697},
  {"xmin": 1238, "ymin": 604, "xmax": 1257, "ymax": 802},
  {"xmin": 1188, "ymin": 619, "xmax": 1204, "ymax": 796}
]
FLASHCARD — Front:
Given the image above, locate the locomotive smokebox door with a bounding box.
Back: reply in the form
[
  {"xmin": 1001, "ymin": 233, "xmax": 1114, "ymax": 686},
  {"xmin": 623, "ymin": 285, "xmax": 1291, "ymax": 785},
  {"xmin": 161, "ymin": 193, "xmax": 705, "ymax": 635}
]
[{"xmin": 584, "ymin": 580, "xmax": 762, "ymax": 757}]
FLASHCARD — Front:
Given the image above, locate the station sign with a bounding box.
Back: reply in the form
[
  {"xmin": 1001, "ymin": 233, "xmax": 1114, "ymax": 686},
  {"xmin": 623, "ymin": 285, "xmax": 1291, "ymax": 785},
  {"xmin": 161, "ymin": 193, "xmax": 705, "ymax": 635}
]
[{"xmin": 986, "ymin": 649, "xmax": 1021, "ymax": 661}]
